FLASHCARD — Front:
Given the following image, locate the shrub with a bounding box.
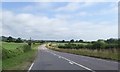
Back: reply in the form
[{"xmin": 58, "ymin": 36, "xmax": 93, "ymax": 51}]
[
  {"xmin": 91, "ymin": 42, "xmax": 106, "ymax": 50},
  {"xmin": 105, "ymin": 44, "xmax": 118, "ymax": 49},
  {"xmin": 22, "ymin": 45, "xmax": 31, "ymax": 52},
  {"xmin": 57, "ymin": 42, "xmax": 118, "ymax": 50}
]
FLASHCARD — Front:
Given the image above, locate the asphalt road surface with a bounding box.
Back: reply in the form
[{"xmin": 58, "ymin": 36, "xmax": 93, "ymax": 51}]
[{"xmin": 29, "ymin": 44, "xmax": 119, "ymax": 71}]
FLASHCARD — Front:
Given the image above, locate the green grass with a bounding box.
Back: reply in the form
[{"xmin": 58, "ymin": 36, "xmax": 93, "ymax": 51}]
[
  {"xmin": 2, "ymin": 42, "xmax": 29, "ymax": 60},
  {"xmin": 2, "ymin": 42, "xmax": 26, "ymax": 50},
  {"xmin": 3, "ymin": 50, "xmax": 34, "ymax": 70},
  {"xmin": 51, "ymin": 42, "xmax": 88, "ymax": 47},
  {"xmin": 72, "ymin": 43, "xmax": 88, "ymax": 45},
  {"xmin": 0, "ymin": 59, "xmax": 1, "ymax": 72},
  {"xmin": 56, "ymin": 43, "xmax": 88, "ymax": 45},
  {"xmin": 2, "ymin": 42, "xmax": 40, "ymax": 70}
]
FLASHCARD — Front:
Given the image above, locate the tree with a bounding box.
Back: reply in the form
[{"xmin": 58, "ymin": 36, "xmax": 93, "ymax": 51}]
[
  {"xmin": 76, "ymin": 40, "xmax": 78, "ymax": 42},
  {"xmin": 79, "ymin": 39, "xmax": 83, "ymax": 43},
  {"xmin": 62, "ymin": 40, "xmax": 65, "ymax": 42},
  {"xmin": 7, "ymin": 36, "xmax": 13, "ymax": 42},
  {"xmin": 106, "ymin": 38, "xmax": 117, "ymax": 44},
  {"xmin": 118, "ymin": 38, "xmax": 120, "ymax": 48},
  {"xmin": 92, "ymin": 41, "xmax": 105, "ymax": 50},
  {"xmin": 97, "ymin": 39, "xmax": 104, "ymax": 42},
  {"xmin": 70, "ymin": 39, "xmax": 74, "ymax": 43},
  {"xmin": 15, "ymin": 38, "xmax": 23, "ymax": 43}
]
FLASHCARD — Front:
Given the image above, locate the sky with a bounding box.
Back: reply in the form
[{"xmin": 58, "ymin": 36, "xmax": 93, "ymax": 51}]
[{"xmin": 1, "ymin": 2, "xmax": 118, "ymax": 41}]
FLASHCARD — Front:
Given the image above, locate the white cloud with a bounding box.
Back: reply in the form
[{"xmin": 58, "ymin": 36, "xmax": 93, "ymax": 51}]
[
  {"xmin": 55, "ymin": 14, "xmax": 71, "ymax": 20},
  {"xmin": 55, "ymin": 2, "xmax": 100, "ymax": 12},
  {"xmin": 56, "ymin": 3, "xmax": 81, "ymax": 11},
  {"xmin": 22, "ymin": 2, "xmax": 58, "ymax": 12},
  {"xmin": 55, "ymin": 2, "xmax": 94, "ymax": 12},
  {"xmin": 2, "ymin": 10, "xmax": 118, "ymax": 40},
  {"xmin": 77, "ymin": 12, "xmax": 88, "ymax": 16}
]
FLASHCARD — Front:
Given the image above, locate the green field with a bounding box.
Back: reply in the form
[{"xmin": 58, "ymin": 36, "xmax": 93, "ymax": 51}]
[
  {"xmin": 2, "ymin": 42, "xmax": 26, "ymax": 50},
  {"xmin": 2, "ymin": 42, "xmax": 40, "ymax": 70},
  {"xmin": 51, "ymin": 42, "xmax": 87, "ymax": 47}
]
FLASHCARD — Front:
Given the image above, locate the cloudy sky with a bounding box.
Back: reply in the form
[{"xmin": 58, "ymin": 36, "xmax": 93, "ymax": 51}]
[{"xmin": 1, "ymin": 2, "xmax": 118, "ymax": 41}]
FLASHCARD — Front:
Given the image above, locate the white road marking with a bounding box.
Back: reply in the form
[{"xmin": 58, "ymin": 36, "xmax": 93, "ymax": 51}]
[
  {"xmin": 28, "ymin": 63, "xmax": 34, "ymax": 71},
  {"xmin": 48, "ymin": 51, "xmax": 95, "ymax": 72},
  {"xmin": 69, "ymin": 61, "xmax": 74, "ymax": 64},
  {"xmin": 59, "ymin": 56, "xmax": 62, "ymax": 58},
  {"xmin": 53, "ymin": 54, "xmax": 56, "ymax": 56},
  {"xmin": 72, "ymin": 61, "xmax": 93, "ymax": 71}
]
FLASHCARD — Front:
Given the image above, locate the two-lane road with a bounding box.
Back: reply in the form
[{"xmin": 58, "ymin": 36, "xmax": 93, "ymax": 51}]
[{"xmin": 29, "ymin": 45, "xmax": 119, "ymax": 72}]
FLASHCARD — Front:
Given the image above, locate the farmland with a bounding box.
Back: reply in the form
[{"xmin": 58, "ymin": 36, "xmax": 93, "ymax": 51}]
[
  {"xmin": 2, "ymin": 42, "xmax": 26, "ymax": 50},
  {"xmin": 1, "ymin": 42, "xmax": 40, "ymax": 70}
]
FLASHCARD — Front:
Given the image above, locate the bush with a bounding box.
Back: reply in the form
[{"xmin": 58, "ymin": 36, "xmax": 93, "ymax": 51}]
[
  {"xmin": 15, "ymin": 38, "xmax": 23, "ymax": 43},
  {"xmin": 57, "ymin": 42, "xmax": 118, "ymax": 50},
  {"xmin": 85, "ymin": 44, "xmax": 92, "ymax": 49},
  {"xmin": 91, "ymin": 42, "xmax": 106, "ymax": 50},
  {"xmin": 105, "ymin": 44, "xmax": 118, "ymax": 49},
  {"xmin": 22, "ymin": 45, "xmax": 31, "ymax": 52},
  {"xmin": 77, "ymin": 44, "xmax": 85, "ymax": 49},
  {"xmin": 58, "ymin": 43, "xmax": 85, "ymax": 49}
]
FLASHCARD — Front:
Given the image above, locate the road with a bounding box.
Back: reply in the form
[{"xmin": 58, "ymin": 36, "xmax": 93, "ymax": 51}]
[{"xmin": 29, "ymin": 44, "xmax": 119, "ymax": 72}]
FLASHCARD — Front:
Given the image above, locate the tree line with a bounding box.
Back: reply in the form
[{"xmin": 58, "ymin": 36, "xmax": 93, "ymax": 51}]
[
  {"xmin": 1, "ymin": 36, "xmax": 23, "ymax": 43},
  {"xmin": 1, "ymin": 36, "xmax": 119, "ymax": 45},
  {"xmin": 58, "ymin": 39, "xmax": 119, "ymax": 50},
  {"xmin": 0, "ymin": 36, "xmax": 45, "ymax": 43}
]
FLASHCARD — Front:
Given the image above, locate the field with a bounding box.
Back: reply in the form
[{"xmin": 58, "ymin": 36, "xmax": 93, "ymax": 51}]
[
  {"xmin": 2, "ymin": 42, "xmax": 26, "ymax": 50},
  {"xmin": 51, "ymin": 42, "xmax": 88, "ymax": 47},
  {"xmin": 47, "ymin": 42, "xmax": 119, "ymax": 61},
  {"xmin": 1, "ymin": 42, "xmax": 40, "ymax": 70}
]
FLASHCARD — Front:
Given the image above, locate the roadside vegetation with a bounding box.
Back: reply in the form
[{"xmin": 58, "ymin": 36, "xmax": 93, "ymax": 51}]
[
  {"xmin": 46, "ymin": 38, "xmax": 120, "ymax": 61},
  {"xmin": 1, "ymin": 36, "xmax": 42, "ymax": 70}
]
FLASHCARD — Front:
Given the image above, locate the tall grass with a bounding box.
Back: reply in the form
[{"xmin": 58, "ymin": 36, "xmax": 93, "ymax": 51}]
[
  {"xmin": 46, "ymin": 43, "xmax": 119, "ymax": 61},
  {"xmin": 2, "ymin": 44, "xmax": 31, "ymax": 60},
  {"xmin": 2, "ymin": 42, "xmax": 40, "ymax": 70}
]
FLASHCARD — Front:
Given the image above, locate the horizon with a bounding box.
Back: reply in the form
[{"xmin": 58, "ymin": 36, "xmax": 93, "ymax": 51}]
[
  {"xmin": 1, "ymin": 35, "xmax": 118, "ymax": 42},
  {"xmin": 2, "ymin": 2, "xmax": 118, "ymax": 41}
]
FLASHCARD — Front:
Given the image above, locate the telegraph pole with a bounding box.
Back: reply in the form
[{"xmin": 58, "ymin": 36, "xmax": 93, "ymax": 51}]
[{"xmin": 28, "ymin": 37, "xmax": 32, "ymax": 49}]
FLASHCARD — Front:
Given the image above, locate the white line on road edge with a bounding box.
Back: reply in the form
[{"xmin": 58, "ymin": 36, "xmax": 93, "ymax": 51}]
[
  {"xmin": 28, "ymin": 63, "xmax": 34, "ymax": 72},
  {"xmin": 49, "ymin": 51, "xmax": 95, "ymax": 72}
]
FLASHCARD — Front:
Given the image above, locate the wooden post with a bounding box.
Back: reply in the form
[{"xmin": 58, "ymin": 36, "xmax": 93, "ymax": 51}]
[{"xmin": 28, "ymin": 37, "xmax": 32, "ymax": 49}]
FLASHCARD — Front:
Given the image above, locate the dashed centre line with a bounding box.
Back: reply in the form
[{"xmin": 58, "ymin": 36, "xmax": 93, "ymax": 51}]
[{"xmin": 48, "ymin": 51, "xmax": 95, "ymax": 72}]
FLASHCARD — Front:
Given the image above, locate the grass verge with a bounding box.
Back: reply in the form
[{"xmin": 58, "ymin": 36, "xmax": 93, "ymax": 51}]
[
  {"xmin": 2, "ymin": 43, "xmax": 40, "ymax": 70},
  {"xmin": 46, "ymin": 43, "xmax": 119, "ymax": 61}
]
